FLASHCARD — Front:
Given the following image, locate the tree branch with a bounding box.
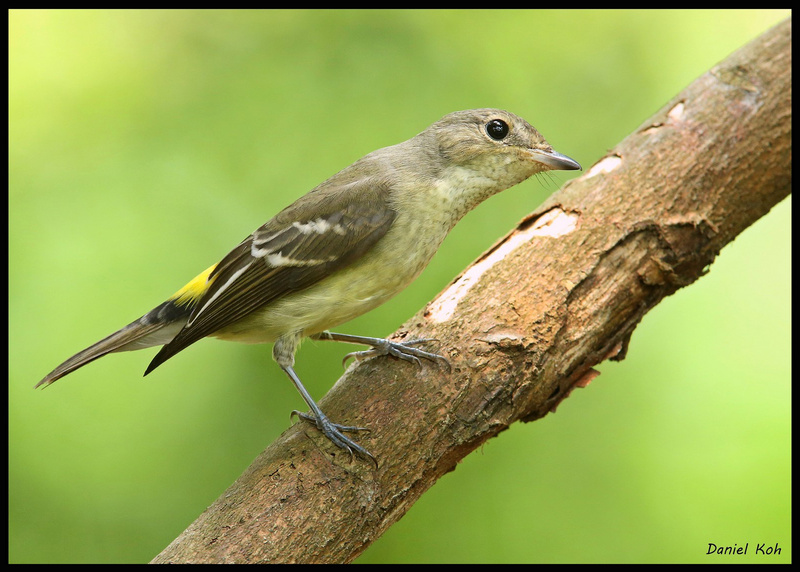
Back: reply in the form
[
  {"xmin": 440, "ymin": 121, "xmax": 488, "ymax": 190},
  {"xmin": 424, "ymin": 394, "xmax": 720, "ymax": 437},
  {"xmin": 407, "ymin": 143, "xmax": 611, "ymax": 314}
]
[{"xmin": 151, "ymin": 18, "xmax": 791, "ymax": 564}]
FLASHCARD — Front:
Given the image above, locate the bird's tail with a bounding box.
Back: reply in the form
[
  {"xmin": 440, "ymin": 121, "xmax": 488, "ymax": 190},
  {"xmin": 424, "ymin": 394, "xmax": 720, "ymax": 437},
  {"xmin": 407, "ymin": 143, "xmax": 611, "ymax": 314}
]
[{"xmin": 36, "ymin": 264, "xmax": 217, "ymax": 388}]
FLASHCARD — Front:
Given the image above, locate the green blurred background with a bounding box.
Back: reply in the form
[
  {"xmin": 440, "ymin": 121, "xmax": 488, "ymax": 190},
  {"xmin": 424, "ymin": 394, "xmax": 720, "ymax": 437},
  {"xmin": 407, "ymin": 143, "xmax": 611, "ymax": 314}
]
[{"xmin": 9, "ymin": 9, "xmax": 790, "ymax": 563}]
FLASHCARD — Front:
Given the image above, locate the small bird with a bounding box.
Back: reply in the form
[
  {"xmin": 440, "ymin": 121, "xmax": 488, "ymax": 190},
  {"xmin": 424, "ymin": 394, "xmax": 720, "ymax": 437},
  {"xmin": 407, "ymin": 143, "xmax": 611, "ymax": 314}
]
[{"xmin": 37, "ymin": 108, "xmax": 580, "ymax": 463}]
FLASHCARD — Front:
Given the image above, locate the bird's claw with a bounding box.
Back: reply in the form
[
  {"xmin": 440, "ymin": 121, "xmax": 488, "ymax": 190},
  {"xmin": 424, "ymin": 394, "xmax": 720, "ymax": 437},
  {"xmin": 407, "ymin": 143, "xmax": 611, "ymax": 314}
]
[
  {"xmin": 291, "ymin": 410, "xmax": 376, "ymax": 467},
  {"xmin": 341, "ymin": 337, "xmax": 450, "ymax": 371}
]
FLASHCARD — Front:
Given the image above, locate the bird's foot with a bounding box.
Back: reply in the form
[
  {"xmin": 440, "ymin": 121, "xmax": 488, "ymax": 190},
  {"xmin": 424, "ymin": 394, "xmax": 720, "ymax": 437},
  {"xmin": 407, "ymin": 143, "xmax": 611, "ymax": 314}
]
[
  {"xmin": 341, "ymin": 337, "xmax": 450, "ymax": 370},
  {"xmin": 292, "ymin": 410, "xmax": 376, "ymax": 467}
]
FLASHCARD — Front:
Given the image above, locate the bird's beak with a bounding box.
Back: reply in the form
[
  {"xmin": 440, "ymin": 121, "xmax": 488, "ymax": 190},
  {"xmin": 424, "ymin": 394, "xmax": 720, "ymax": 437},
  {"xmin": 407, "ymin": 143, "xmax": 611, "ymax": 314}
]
[{"xmin": 526, "ymin": 148, "xmax": 581, "ymax": 171}]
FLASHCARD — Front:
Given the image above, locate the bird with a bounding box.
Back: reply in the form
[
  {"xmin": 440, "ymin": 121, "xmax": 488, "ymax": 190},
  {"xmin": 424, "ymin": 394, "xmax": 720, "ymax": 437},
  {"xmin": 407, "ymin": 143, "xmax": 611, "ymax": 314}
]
[{"xmin": 36, "ymin": 108, "xmax": 580, "ymax": 463}]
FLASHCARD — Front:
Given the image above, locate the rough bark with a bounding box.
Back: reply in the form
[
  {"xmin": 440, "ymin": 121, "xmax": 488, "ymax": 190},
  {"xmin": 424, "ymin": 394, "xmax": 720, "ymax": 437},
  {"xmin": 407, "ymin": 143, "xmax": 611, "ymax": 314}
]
[{"xmin": 151, "ymin": 18, "xmax": 791, "ymax": 564}]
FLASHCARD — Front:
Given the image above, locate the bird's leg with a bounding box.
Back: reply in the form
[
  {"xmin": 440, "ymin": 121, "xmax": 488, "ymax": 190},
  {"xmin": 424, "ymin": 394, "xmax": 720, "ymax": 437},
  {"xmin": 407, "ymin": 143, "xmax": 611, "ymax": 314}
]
[
  {"xmin": 274, "ymin": 335, "xmax": 375, "ymax": 465},
  {"xmin": 312, "ymin": 331, "xmax": 450, "ymax": 370},
  {"xmin": 283, "ymin": 364, "xmax": 376, "ymax": 466}
]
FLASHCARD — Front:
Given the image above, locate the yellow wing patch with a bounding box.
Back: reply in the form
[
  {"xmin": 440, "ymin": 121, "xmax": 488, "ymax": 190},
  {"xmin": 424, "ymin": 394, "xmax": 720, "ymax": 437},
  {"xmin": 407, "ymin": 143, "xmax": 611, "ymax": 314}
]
[{"xmin": 169, "ymin": 264, "xmax": 218, "ymax": 305}]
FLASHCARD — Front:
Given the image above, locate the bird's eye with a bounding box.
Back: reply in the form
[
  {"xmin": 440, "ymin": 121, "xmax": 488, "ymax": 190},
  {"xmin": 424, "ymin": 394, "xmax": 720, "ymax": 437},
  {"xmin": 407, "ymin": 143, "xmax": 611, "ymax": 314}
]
[{"xmin": 485, "ymin": 119, "xmax": 510, "ymax": 140}]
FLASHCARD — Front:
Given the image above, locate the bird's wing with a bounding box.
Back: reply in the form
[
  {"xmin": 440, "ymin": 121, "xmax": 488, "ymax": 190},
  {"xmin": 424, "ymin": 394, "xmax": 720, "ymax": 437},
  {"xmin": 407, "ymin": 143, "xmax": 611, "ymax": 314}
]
[{"xmin": 145, "ymin": 179, "xmax": 396, "ymax": 373}]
